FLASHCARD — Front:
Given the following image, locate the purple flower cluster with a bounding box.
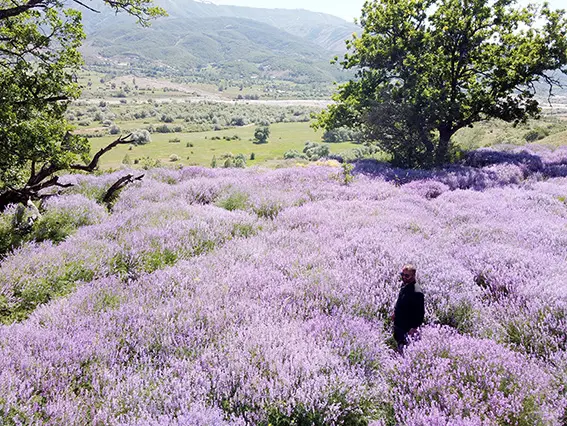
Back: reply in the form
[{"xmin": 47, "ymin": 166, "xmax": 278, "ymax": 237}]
[
  {"xmin": 40, "ymin": 193, "xmax": 108, "ymax": 227},
  {"xmin": 394, "ymin": 327, "xmax": 562, "ymax": 425},
  {"xmin": 1, "ymin": 151, "xmax": 566, "ymax": 424},
  {"xmin": 0, "ymin": 196, "xmax": 258, "ymax": 323},
  {"xmin": 355, "ymin": 146, "xmax": 567, "ymax": 191}
]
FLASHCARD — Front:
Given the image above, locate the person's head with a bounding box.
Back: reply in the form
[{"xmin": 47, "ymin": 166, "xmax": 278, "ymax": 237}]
[{"xmin": 400, "ymin": 264, "xmax": 416, "ymax": 285}]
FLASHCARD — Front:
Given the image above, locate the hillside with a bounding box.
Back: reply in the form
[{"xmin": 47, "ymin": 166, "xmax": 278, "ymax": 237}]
[
  {"xmin": 84, "ymin": 17, "xmax": 345, "ymax": 82},
  {"xmin": 82, "ymin": 0, "xmax": 358, "ymax": 52},
  {"xmin": 81, "ymin": 0, "xmax": 358, "ymax": 83},
  {"xmin": 149, "ymin": 0, "xmax": 357, "ymax": 52},
  {"xmin": 1, "ymin": 151, "xmax": 567, "ymax": 423}
]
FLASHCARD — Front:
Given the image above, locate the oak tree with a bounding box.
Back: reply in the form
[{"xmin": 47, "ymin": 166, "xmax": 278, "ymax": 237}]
[
  {"xmin": 317, "ymin": 0, "xmax": 567, "ymax": 167},
  {"xmin": 254, "ymin": 125, "xmax": 270, "ymax": 144},
  {"xmin": 0, "ymin": 0, "xmax": 165, "ymax": 210}
]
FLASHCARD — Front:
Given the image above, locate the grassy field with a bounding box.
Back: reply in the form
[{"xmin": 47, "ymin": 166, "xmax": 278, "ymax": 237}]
[
  {"xmin": 87, "ymin": 116, "xmax": 567, "ymax": 170},
  {"xmin": 453, "ymin": 117, "xmax": 567, "ymax": 149},
  {"xmin": 77, "ymin": 73, "xmax": 567, "ymax": 170},
  {"xmin": 87, "ymin": 118, "xmax": 567, "ymax": 170},
  {"xmin": 89, "ymin": 121, "xmax": 360, "ymax": 169},
  {"xmin": 77, "ymin": 70, "xmax": 329, "ymax": 101}
]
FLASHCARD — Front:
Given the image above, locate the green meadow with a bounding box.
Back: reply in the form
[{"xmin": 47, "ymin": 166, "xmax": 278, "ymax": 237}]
[
  {"xmin": 77, "ymin": 73, "xmax": 567, "ymax": 170},
  {"xmin": 87, "ymin": 116, "xmax": 567, "ymax": 170},
  {"xmin": 89, "ymin": 121, "xmax": 360, "ymax": 169},
  {"xmin": 77, "ymin": 70, "xmax": 328, "ymax": 101}
]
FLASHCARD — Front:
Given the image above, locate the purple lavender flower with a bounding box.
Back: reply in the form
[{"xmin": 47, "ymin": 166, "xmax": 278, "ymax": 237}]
[{"xmin": 0, "ymin": 159, "xmax": 566, "ymax": 424}]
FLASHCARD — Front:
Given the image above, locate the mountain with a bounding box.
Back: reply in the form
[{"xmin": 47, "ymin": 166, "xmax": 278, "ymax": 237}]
[
  {"xmin": 155, "ymin": 0, "xmax": 358, "ymax": 52},
  {"xmin": 80, "ymin": 0, "xmax": 359, "ymax": 83}
]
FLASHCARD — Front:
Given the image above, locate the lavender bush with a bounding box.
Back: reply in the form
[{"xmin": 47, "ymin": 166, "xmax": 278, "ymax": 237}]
[
  {"xmin": 0, "ymin": 147, "xmax": 566, "ymax": 424},
  {"xmin": 394, "ymin": 327, "xmax": 562, "ymax": 425}
]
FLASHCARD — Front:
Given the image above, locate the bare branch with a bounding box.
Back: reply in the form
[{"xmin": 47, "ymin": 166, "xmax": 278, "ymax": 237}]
[
  {"xmin": 26, "ymin": 162, "xmax": 58, "ymax": 188},
  {"xmin": 541, "ymin": 73, "xmax": 563, "ymax": 105},
  {"xmin": 33, "ymin": 176, "xmax": 73, "ymax": 192},
  {"xmin": 0, "ymin": 0, "xmax": 46, "ymax": 20},
  {"xmin": 102, "ymin": 173, "xmax": 144, "ymax": 208},
  {"xmin": 14, "ymin": 95, "xmax": 70, "ymax": 105},
  {"xmin": 71, "ymin": 0, "xmax": 100, "ymax": 13},
  {"xmin": 2, "ymin": 134, "xmax": 138, "ymax": 212},
  {"xmin": 70, "ymin": 133, "xmax": 134, "ymax": 172}
]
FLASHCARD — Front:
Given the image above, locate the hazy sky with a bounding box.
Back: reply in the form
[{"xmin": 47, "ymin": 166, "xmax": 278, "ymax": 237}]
[{"xmin": 211, "ymin": 0, "xmax": 565, "ymax": 22}]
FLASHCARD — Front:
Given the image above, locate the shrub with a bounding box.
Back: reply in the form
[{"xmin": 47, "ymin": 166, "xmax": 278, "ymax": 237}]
[
  {"xmin": 393, "ymin": 326, "xmax": 563, "ymax": 424},
  {"xmin": 140, "ymin": 157, "xmax": 161, "ymax": 170},
  {"xmin": 0, "ymin": 195, "xmax": 107, "ymax": 258},
  {"xmin": 0, "ymin": 208, "xmax": 25, "ymax": 257},
  {"xmin": 340, "ymin": 163, "xmax": 355, "ymax": 185},
  {"xmin": 303, "ymin": 141, "xmax": 330, "ymax": 161},
  {"xmin": 131, "ymin": 129, "xmax": 151, "ymax": 145},
  {"xmin": 217, "ymin": 192, "xmax": 249, "ymax": 211},
  {"xmin": 253, "ymin": 201, "xmax": 282, "ymax": 219},
  {"xmin": 524, "ymin": 127, "xmax": 550, "ymax": 142},
  {"xmin": 284, "ymin": 149, "xmax": 307, "ymax": 160},
  {"xmin": 323, "ymin": 127, "xmax": 363, "ymax": 143},
  {"xmin": 231, "ymin": 117, "xmax": 247, "ymax": 126},
  {"xmin": 233, "ymin": 154, "xmax": 245, "ymax": 168},
  {"xmin": 219, "ymin": 153, "xmax": 246, "ymax": 168},
  {"xmin": 155, "ymin": 124, "xmax": 171, "ymax": 133},
  {"xmin": 254, "ymin": 125, "xmax": 270, "ymax": 144}
]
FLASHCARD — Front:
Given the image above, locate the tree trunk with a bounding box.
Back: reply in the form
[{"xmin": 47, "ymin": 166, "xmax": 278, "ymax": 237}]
[
  {"xmin": 0, "ymin": 189, "xmax": 27, "ymax": 212},
  {"xmin": 436, "ymin": 127, "xmax": 454, "ymax": 166}
]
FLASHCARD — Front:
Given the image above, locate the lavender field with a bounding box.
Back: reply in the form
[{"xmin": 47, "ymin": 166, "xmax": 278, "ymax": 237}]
[{"xmin": 1, "ymin": 147, "xmax": 567, "ymax": 425}]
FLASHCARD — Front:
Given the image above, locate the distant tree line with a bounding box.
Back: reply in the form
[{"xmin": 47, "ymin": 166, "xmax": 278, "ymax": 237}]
[{"xmin": 66, "ymin": 102, "xmax": 319, "ymax": 135}]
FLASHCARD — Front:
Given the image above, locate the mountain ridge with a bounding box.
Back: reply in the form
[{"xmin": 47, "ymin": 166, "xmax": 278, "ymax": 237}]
[{"xmin": 81, "ymin": 0, "xmax": 359, "ymax": 83}]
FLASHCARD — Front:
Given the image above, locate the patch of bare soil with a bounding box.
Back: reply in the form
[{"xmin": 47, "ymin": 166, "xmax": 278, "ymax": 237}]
[
  {"xmin": 73, "ymin": 127, "xmax": 107, "ymax": 134},
  {"xmin": 110, "ymin": 75, "xmax": 228, "ymax": 100}
]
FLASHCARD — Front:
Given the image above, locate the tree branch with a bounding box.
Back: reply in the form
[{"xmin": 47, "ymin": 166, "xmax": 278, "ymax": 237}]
[
  {"xmin": 70, "ymin": 133, "xmax": 134, "ymax": 172},
  {"xmin": 26, "ymin": 162, "xmax": 59, "ymax": 188},
  {"xmin": 0, "ymin": 0, "xmax": 46, "ymax": 20},
  {"xmin": 541, "ymin": 73, "xmax": 563, "ymax": 105},
  {"xmin": 71, "ymin": 0, "xmax": 100, "ymax": 13},
  {"xmin": 2, "ymin": 134, "xmax": 136, "ymax": 212},
  {"xmin": 102, "ymin": 173, "xmax": 144, "ymax": 208},
  {"xmin": 34, "ymin": 176, "xmax": 74, "ymax": 192}
]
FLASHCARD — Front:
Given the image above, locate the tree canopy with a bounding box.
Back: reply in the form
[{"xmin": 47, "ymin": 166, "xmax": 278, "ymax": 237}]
[
  {"xmin": 0, "ymin": 0, "xmax": 165, "ymax": 210},
  {"xmin": 254, "ymin": 125, "xmax": 270, "ymax": 144},
  {"xmin": 317, "ymin": 0, "xmax": 567, "ymax": 168}
]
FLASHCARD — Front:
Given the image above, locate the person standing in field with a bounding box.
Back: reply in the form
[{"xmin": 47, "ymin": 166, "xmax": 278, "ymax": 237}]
[{"xmin": 392, "ymin": 264, "xmax": 424, "ymax": 353}]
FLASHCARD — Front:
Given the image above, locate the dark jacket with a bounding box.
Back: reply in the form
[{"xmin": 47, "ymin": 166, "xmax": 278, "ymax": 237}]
[{"xmin": 393, "ymin": 282, "xmax": 424, "ymax": 343}]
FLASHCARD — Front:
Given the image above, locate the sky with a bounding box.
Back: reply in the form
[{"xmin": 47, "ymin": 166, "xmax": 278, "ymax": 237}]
[{"xmin": 210, "ymin": 0, "xmax": 566, "ymax": 22}]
